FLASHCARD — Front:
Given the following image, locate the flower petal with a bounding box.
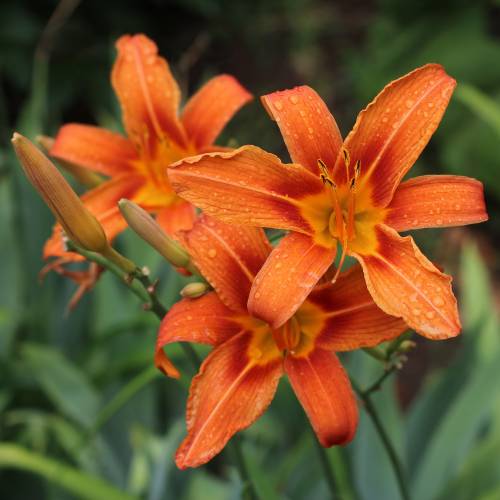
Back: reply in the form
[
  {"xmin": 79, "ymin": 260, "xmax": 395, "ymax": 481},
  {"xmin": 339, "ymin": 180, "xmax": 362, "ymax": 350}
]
[
  {"xmin": 182, "ymin": 74, "xmax": 252, "ymax": 149},
  {"xmin": 353, "ymin": 224, "xmax": 461, "ymax": 339},
  {"xmin": 112, "ymin": 34, "xmax": 187, "ymax": 149},
  {"xmin": 261, "ymin": 86, "xmax": 342, "ymax": 174},
  {"xmin": 299, "ymin": 265, "xmax": 408, "ymax": 351},
  {"xmin": 50, "ymin": 124, "xmax": 138, "ymax": 177},
  {"xmin": 334, "ymin": 64, "xmax": 456, "ymax": 207},
  {"xmin": 385, "ymin": 175, "xmax": 488, "ymax": 231},
  {"xmin": 169, "ymin": 145, "xmax": 326, "ymax": 233},
  {"xmin": 175, "ymin": 330, "xmax": 283, "ymax": 469},
  {"xmin": 285, "ymin": 348, "xmax": 358, "ymax": 447},
  {"xmin": 156, "ymin": 292, "xmax": 242, "ymax": 378},
  {"xmin": 155, "ymin": 201, "xmax": 197, "ymax": 237},
  {"xmin": 179, "ymin": 214, "xmax": 271, "ymax": 312},
  {"xmin": 43, "ymin": 175, "xmax": 143, "ymax": 259},
  {"xmin": 248, "ymin": 232, "xmax": 336, "ymax": 328}
]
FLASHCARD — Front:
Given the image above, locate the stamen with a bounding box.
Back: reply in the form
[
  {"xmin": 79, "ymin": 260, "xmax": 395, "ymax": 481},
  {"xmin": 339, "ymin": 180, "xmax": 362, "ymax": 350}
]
[
  {"xmin": 331, "ymin": 233, "xmax": 348, "ymax": 284},
  {"xmin": 318, "ymin": 159, "xmax": 344, "ymax": 241},
  {"xmin": 342, "ymin": 147, "xmax": 350, "ymax": 181}
]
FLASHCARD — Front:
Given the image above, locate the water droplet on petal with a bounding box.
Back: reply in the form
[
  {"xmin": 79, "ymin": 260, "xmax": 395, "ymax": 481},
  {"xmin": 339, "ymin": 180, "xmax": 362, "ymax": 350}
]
[{"xmin": 208, "ymin": 248, "xmax": 217, "ymax": 258}]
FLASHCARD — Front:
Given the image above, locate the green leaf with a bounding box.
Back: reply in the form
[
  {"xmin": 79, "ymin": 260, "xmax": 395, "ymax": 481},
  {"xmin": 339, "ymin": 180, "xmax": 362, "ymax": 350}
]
[
  {"xmin": 410, "ymin": 245, "xmax": 500, "ymax": 499},
  {"xmin": 0, "ymin": 444, "xmax": 138, "ymax": 500},
  {"xmin": 437, "ymin": 433, "xmax": 500, "ymax": 500},
  {"xmin": 455, "ymin": 84, "xmax": 500, "ymax": 139},
  {"xmin": 21, "ymin": 343, "xmax": 100, "ymax": 428}
]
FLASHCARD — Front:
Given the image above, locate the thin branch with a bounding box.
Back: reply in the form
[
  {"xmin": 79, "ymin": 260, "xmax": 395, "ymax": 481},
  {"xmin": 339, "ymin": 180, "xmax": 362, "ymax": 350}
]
[{"xmin": 351, "ymin": 379, "xmax": 410, "ymax": 500}]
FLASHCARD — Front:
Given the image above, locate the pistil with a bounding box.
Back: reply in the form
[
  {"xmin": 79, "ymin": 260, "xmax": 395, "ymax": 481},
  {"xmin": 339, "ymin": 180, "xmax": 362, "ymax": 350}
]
[{"xmin": 317, "ymin": 155, "xmax": 360, "ymax": 283}]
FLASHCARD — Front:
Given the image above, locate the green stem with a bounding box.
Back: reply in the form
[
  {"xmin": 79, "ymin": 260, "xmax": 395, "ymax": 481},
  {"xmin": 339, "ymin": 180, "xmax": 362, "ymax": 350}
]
[
  {"xmin": 66, "ymin": 241, "xmax": 151, "ymax": 305},
  {"xmin": 311, "ymin": 431, "xmax": 338, "ymax": 499},
  {"xmin": 363, "ymin": 364, "xmax": 398, "ymax": 396},
  {"xmin": 352, "ymin": 379, "xmax": 410, "ymax": 500},
  {"xmin": 229, "ymin": 436, "xmax": 259, "ymax": 500}
]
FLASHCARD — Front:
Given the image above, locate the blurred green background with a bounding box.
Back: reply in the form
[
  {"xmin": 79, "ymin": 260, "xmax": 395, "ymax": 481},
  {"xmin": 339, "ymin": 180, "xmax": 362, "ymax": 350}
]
[{"xmin": 1, "ymin": 0, "xmax": 499, "ymax": 499}]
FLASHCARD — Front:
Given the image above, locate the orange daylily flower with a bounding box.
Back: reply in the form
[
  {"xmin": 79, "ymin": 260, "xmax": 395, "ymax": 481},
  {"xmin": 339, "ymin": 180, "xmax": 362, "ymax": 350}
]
[
  {"xmin": 43, "ymin": 33, "xmax": 251, "ymax": 299},
  {"xmin": 168, "ymin": 64, "xmax": 488, "ymax": 339},
  {"xmin": 155, "ymin": 215, "xmax": 407, "ymax": 469}
]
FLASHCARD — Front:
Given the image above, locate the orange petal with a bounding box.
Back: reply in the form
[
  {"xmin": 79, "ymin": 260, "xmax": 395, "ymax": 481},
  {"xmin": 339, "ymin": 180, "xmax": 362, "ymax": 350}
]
[
  {"xmin": 169, "ymin": 145, "xmax": 325, "ymax": 233},
  {"xmin": 182, "ymin": 74, "xmax": 252, "ymax": 149},
  {"xmin": 43, "ymin": 175, "xmax": 142, "ymax": 259},
  {"xmin": 179, "ymin": 214, "xmax": 271, "ymax": 312},
  {"xmin": 300, "ymin": 265, "xmax": 407, "ymax": 351},
  {"xmin": 385, "ymin": 175, "xmax": 488, "ymax": 231},
  {"xmin": 175, "ymin": 330, "xmax": 283, "ymax": 469},
  {"xmin": 334, "ymin": 64, "xmax": 456, "ymax": 207},
  {"xmin": 261, "ymin": 86, "xmax": 342, "ymax": 174},
  {"xmin": 155, "ymin": 201, "xmax": 197, "ymax": 237},
  {"xmin": 50, "ymin": 124, "xmax": 138, "ymax": 176},
  {"xmin": 112, "ymin": 34, "xmax": 187, "ymax": 150},
  {"xmin": 353, "ymin": 224, "xmax": 461, "ymax": 339},
  {"xmin": 248, "ymin": 232, "xmax": 336, "ymax": 328},
  {"xmin": 156, "ymin": 292, "xmax": 242, "ymax": 378},
  {"xmin": 285, "ymin": 348, "xmax": 358, "ymax": 447}
]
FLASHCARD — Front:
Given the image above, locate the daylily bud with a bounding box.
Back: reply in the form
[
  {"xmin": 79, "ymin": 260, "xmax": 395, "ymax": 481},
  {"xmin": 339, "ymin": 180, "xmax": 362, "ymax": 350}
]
[
  {"xmin": 398, "ymin": 340, "xmax": 417, "ymax": 354},
  {"xmin": 12, "ymin": 133, "xmax": 136, "ymax": 274},
  {"xmin": 12, "ymin": 133, "xmax": 108, "ymax": 253},
  {"xmin": 180, "ymin": 282, "xmax": 210, "ymax": 298},
  {"xmin": 119, "ymin": 199, "xmax": 197, "ymax": 274},
  {"xmin": 36, "ymin": 135, "xmax": 103, "ymax": 188}
]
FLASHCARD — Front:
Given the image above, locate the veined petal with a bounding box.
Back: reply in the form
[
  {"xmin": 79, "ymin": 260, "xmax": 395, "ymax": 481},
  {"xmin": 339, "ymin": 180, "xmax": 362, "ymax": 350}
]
[
  {"xmin": 298, "ymin": 265, "xmax": 408, "ymax": 351},
  {"xmin": 50, "ymin": 124, "xmax": 138, "ymax": 176},
  {"xmin": 169, "ymin": 145, "xmax": 326, "ymax": 233},
  {"xmin": 43, "ymin": 175, "xmax": 143, "ymax": 259},
  {"xmin": 261, "ymin": 86, "xmax": 342, "ymax": 174},
  {"xmin": 182, "ymin": 74, "xmax": 252, "ymax": 149},
  {"xmin": 385, "ymin": 175, "xmax": 488, "ymax": 231},
  {"xmin": 155, "ymin": 201, "xmax": 197, "ymax": 237},
  {"xmin": 179, "ymin": 214, "xmax": 271, "ymax": 312},
  {"xmin": 285, "ymin": 348, "xmax": 358, "ymax": 447},
  {"xmin": 156, "ymin": 292, "xmax": 242, "ymax": 378},
  {"xmin": 354, "ymin": 224, "xmax": 461, "ymax": 339},
  {"xmin": 248, "ymin": 232, "xmax": 336, "ymax": 328},
  {"xmin": 175, "ymin": 330, "xmax": 283, "ymax": 469},
  {"xmin": 334, "ymin": 64, "xmax": 456, "ymax": 207},
  {"xmin": 112, "ymin": 34, "xmax": 187, "ymax": 150}
]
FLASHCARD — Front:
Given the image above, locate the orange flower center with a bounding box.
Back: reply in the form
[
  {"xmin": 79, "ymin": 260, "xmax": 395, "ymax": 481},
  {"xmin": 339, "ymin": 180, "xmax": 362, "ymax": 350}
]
[
  {"xmin": 131, "ymin": 136, "xmax": 196, "ymax": 209},
  {"xmin": 318, "ymin": 154, "xmax": 360, "ymax": 282}
]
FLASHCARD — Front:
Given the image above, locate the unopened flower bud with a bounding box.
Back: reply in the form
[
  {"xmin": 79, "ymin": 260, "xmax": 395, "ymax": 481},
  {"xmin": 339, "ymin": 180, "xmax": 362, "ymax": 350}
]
[
  {"xmin": 12, "ymin": 133, "xmax": 108, "ymax": 254},
  {"xmin": 36, "ymin": 135, "xmax": 103, "ymax": 188},
  {"xmin": 119, "ymin": 199, "xmax": 198, "ymax": 274},
  {"xmin": 12, "ymin": 133, "xmax": 136, "ymax": 274},
  {"xmin": 398, "ymin": 340, "xmax": 417, "ymax": 353},
  {"xmin": 180, "ymin": 282, "xmax": 210, "ymax": 298}
]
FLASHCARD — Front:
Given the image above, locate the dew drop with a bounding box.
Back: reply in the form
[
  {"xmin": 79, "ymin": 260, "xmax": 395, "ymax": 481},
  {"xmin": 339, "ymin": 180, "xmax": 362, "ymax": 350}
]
[
  {"xmin": 208, "ymin": 248, "xmax": 217, "ymax": 258},
  {"xmin": 433, "ymin": 296, "xmax": 444, "ymax": 307},
  {"xmin": 426, "ymin": 311, "xmax": 435, "ymax": 319},
  {"xmin": 405, "ymin": 99, "xmax": 414, "ymax": 108},
  {"xmin": 289, "ymin": 95, "xmax": 299, "ymax": 104},
  {"xmin": 412, "ymin": 308, "xmax": 421, "ymax": 316},
  {"xmin": 274, "ymin": 100, "xmax": 283, "ymax": 111}
]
